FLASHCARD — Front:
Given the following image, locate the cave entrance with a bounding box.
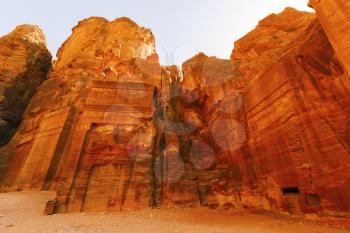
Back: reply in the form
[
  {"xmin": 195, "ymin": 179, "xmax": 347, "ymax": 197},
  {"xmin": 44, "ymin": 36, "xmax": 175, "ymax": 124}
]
[{"xmin": 282, "ymin": 187, "xmax": 302, "ymax": 215}]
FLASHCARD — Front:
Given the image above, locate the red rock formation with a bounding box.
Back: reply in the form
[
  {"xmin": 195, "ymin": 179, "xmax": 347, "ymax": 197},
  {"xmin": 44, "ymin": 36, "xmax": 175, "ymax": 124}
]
[
  {"xmin": 238, "ymin": 16, "xmax": 350, "ymax": 215},
  {"xmin": 0, "ymin": 17, "xmax": 161, "ymax": 212},
  {"xmin": 309, "ymin": 0, "xmax": 350, "ymax": 76},
  {"xmin": 172, "ymin": 7, "xmax": 350, "ymax": 219},
  {"xmin": 231, "ymin": 7, "xmax": 315, "ymax": 82},
  {"xmin": 153, "ymin": 56, "xmax": 245, "ymax": 208},
  {"xmin": 232, "ymin": 8, "xmax": 350, "ymax": 215},
  {"xmin": 1, "ymin": 6, "xmax": 350, "ymax": 223},
  {"xmin": 0, "ymin": 25, "xmax": 52, "ymax": 146}
]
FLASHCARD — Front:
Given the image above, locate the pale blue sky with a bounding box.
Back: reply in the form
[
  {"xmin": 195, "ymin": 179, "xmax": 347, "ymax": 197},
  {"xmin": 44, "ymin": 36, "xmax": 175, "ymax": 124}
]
[{"xmin": 1, "ymin": 0, "xmax": 312, "ymax": 65}]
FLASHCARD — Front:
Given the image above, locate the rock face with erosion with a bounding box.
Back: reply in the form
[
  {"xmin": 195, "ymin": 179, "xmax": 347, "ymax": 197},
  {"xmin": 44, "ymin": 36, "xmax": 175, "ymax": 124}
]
[
  {"xmin": 231, "ymin": 7, "xmax": 350, "ymax": 216},
  {"xmin": 309, "ymin": 0, "xmax": 350, "ymax": 76},
  {"xmin": 0, "ymin": 17, "xmax": 161, "ymax": 212},
  {"xmin": 0, "ymin": 25, "xmax": 52, "ymax": 146},
  {"xmin": 1, "ymin": 5, "xmax": 350, "ymax": 224}
]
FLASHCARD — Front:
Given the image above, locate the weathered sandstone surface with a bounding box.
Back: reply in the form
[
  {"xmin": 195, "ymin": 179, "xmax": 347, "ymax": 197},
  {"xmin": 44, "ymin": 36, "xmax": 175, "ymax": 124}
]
[
  {"xmin": 232, "ymin": 7, "xmax": 350, "ymax": 216},
  {"xmin": 0, "ymin": 17, "xmax": 161, "ymax": 212},
  {"xmin": 309, "ymin": 0, "xmax": 350, "ymax": 76},
  {"xmin": 0, "ymin": 25, "xmax": 52, "ymax": 146},
  {"xmin": 0, "ymin": 2, "xmax": 350, "ymax": 225}
]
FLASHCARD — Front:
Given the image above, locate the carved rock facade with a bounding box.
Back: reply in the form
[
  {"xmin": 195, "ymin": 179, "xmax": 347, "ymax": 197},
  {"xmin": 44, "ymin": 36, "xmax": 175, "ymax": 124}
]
[
  {"xmin": 0, "ymin": 17, "xmax": 161, "ymax": 212},
  {"xmin": 0, "ymin": 4, "xmax": 350, "ymax": 223},
  {"xmin": 232, "ymin": 8, "xmax": 350, "ymax": 216}
]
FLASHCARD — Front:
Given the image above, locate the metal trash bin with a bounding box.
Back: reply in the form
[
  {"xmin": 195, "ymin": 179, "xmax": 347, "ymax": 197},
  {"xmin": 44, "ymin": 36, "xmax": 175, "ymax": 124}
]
[{"xmin": 44, "ymin": 199, "xmax": 57, "ymax": 215}]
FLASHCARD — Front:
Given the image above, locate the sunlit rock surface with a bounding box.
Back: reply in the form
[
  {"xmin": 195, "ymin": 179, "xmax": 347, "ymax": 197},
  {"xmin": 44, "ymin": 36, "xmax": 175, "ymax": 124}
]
[
  {"xmin": 234, "ymin": 12, "xmax": 350, "ymax": 215},
  {"xmin": 1, "ymin": 6, "xmax": 350, "ymax": 225},
  {"xmin": 0, "ymin": 25, "xmax": 52, "ymax": 146},
  {"xmin": 309, "ymin": 0, "xmax": 350, "ymax": 76},
  {"xmin": 174, "ymin": 7, "xmax": 350, "ymax": 219},
  {"xmin": 0, "ymin": 17, "xmax": 161, "ymax": 212},
  {"xmin": 231, "ymin": 8, "xmax": 315, "ymax": 82}
]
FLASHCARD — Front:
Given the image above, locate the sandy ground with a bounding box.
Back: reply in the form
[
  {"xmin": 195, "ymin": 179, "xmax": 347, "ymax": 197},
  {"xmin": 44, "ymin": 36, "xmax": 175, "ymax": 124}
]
[{"xmin": 0, "ymin": 191, "xmax": 348, "ymax": 233}]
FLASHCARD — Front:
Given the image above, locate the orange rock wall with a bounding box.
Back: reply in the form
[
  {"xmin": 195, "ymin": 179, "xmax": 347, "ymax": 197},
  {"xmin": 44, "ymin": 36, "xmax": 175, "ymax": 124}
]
[
  {"xmin": 173, "ymin": 8, "xmax": 350, "ymax": 217},
  {"xmin": 0, "ymin": 18, "xmax": 162, "ymax": 213},
  {"xmin": 1, "ymin": 6, "xmax": 350, "ymax": 220},
  {"xmin": 58, "ymin": 79, "xmax": 159, "ymax": 212},
  {"xmin": 0, "ymin": 25, "xmax": 52, "ymax": 146},
  {"xmin": 309, "ymin": 0, "xmax": 350, "ymax": 75},
  {"xmin": 235, "ymin": 10, "xmax": 350, "ymax": 214}
]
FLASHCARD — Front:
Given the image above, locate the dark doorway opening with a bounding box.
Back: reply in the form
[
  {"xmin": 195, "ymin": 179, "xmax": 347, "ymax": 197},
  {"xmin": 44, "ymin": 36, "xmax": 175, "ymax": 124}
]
[
  {"xmin": 282, "ymin": 187, "xmax": 300, "ymax": 194},
  {"xmin": 282, "ymin": 187, "xmax": 302, "ymax": 215}
]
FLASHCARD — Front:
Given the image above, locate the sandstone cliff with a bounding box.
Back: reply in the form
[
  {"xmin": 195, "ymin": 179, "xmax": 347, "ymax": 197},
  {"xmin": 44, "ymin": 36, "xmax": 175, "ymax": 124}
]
[
  {"xmin": 0, "ymin": 25, "xmax": 52, "ymax": 146},
  {"xmin": 309, "ymin": 0, "xmax": 350, "ymax": 76},
  {"xmin": 170, "ymin": 7, "xmax": 350, "ymax": 217},
  {"xmin": 231, "ymin": 7, "xmax": 350, "ymax": 215},
  {"xmin": 231, "ymin": 7, "xmax": 315, "ymax": 82},
  {"xmin": 1, "ymin": 3, "xmax": 350, "ymax": 224},
  {"xmin": 0, "ymin": 17, "xmax": 162, "ymax": 213}
]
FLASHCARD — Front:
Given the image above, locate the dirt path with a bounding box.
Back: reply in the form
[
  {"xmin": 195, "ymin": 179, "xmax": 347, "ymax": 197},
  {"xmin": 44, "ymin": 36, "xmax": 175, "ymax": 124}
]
[{"xmin": 0, "ymin": 191, "xmax": 348, "ymax": 233}]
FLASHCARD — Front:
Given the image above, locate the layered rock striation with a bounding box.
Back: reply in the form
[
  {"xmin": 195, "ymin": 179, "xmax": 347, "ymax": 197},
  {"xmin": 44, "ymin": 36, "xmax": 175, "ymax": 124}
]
[
  {"xmin": 0, "ymin": 25, "xmax": 52, "ymax": 146},
  {"xmin": 1, "ymin": 3, "xmax": 350, "ymax": 223},
  {"xmin": 232, "ymin": 7, "xmax": 350, "ymax": 215},
  {"xmin": 0, "ymin": 17, "xmax": 161, "ymax": 212},
  {"xmin": 309, "ymin": 0, "xmax": 350, "ymax": 76}
]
